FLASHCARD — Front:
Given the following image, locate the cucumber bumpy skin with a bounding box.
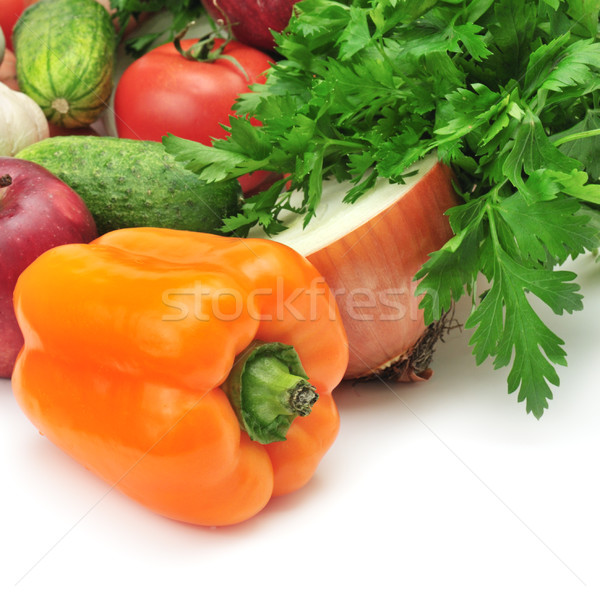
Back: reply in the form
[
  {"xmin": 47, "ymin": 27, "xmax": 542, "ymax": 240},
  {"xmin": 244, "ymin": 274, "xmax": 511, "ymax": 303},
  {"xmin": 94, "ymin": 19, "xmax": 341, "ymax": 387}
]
[
  {"xmin": 17, "ymin": 136, "xmax": 243, "ymax": 235},
  {"xmin": 13, "ymin": 0, "xmax": 115, "ymax": 128}
]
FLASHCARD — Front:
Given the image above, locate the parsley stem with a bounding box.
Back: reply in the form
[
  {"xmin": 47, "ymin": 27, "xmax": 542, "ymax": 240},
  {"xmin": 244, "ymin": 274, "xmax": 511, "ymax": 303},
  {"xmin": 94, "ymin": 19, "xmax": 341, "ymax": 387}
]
[
  {"xmin": 553, "ymin": 128, "xmax": 600, "ymax": 147},
  {"xmin": 323, "ymin": 139, "xmax": 365, "ymax": 151},
  {"xmin": 485, "ymin": 190, "xmax": 502, "ymax": 249}
]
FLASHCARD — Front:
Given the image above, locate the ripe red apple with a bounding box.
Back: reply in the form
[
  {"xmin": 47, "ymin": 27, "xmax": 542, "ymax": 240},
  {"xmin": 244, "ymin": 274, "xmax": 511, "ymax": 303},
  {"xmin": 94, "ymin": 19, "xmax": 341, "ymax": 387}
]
[
  {"xmin": 201, "ymin": 0, "xmax": 299, "ymax": 52},
  {"xmin": 0, "ymin": 158, "xmax": 97, "ymax": 378}
]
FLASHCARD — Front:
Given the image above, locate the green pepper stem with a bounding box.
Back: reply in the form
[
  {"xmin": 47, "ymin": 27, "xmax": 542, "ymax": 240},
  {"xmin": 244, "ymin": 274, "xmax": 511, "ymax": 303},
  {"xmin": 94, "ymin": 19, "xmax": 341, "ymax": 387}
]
[
  {"xmin": 289, "ymin": 380, "xmax": 318, "ymax": 417},
  {"xmin": 222, "ymin": 341, "xmax": 319, "ymax": 444}
]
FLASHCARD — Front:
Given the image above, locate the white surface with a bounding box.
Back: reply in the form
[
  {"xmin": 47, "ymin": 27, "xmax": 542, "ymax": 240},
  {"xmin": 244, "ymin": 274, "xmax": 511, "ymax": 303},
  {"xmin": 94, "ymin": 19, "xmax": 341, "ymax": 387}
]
[{"xmin": 1, "ymin": 253, "xmax": 599, "ymax": 600}]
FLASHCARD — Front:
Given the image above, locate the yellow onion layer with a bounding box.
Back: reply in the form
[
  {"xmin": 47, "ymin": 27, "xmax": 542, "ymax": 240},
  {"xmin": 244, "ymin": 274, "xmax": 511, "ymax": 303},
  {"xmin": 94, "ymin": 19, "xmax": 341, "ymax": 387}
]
[{"xmin": 255, "ymin": 154, "xmax": 459, "ymax": 381}]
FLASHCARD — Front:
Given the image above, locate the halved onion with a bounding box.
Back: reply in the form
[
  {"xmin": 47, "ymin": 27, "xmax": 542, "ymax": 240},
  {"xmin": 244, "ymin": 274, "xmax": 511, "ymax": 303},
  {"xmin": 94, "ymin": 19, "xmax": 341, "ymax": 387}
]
[{"xmin": 252, "ymin": 154, "xmax": 459, "ymax": 381}]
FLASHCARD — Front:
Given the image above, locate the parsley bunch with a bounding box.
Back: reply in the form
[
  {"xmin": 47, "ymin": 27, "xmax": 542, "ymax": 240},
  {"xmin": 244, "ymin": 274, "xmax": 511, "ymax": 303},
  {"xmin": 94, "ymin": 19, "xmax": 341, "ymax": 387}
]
[{"xmin": 164, "ymin": 0, "xmax": 600, "ymax": 417}]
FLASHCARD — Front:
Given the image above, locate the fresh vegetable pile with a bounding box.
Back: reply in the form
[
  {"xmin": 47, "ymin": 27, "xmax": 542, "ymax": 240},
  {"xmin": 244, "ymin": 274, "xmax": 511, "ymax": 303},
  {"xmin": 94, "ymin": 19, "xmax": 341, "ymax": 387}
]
[
  {"xmin": 1, "ymin": 0, "xmax": 600, "ymax": 527},
  {"xmin": 112, "ymin": 34, "xmax": 275, "ymax": 194},
  {"xmin": 164, "ymin": 0, "xmax": 600, "ymax": 418},
  {"xmin": 1, "ymin": 0, "xmax": 350, "ymax": 527}
]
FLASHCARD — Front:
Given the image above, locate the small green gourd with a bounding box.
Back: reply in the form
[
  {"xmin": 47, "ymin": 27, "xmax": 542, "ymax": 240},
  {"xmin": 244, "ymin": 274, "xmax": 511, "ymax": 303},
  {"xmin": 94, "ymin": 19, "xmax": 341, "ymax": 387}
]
[
  {"xmin": 13, "ymin": 0, "xmax": 116, "ymax": 128},
  {"xmin": 17, "ymin": 136, "xmax": 243, "ymax": 236}
]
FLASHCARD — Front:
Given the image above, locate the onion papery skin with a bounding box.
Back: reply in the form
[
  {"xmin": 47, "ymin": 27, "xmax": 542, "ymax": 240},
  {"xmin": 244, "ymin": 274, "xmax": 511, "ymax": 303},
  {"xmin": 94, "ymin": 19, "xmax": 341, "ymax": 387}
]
[{"xmin": 261, "ymin": 155, "xmax": 459, "ymax": 380}]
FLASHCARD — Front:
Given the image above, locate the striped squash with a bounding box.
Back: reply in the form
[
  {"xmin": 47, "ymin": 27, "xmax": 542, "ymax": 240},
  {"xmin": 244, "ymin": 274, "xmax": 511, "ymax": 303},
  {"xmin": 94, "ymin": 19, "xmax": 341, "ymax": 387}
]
[{"xmin": 13, "ymin": 0, "xmax": 115, "ymax": 128}]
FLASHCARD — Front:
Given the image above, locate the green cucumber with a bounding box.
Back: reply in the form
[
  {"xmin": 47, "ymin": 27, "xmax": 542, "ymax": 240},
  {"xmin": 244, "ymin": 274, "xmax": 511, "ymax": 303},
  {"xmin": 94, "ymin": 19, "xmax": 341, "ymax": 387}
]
[
  {"xmin": 17, "ymin": 136, "xmax": 243, "ymax": 235},
  {"xmin": 13, "ymin": 0, "xmax": 115, "ymax": 127},
  {"xmin": 0, "ymin": 27, "xmax": 5, "ymax": 65}
]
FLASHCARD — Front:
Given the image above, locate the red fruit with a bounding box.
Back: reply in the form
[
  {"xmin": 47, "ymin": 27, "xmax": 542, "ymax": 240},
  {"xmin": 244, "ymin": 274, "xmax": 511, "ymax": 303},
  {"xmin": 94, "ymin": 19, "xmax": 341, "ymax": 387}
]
[
  {"xmin": 114, "ymin": 37, "xmax": 274, "ymax": 196},
  {"xmin": 0, "ymin": 0, "xmax": 26, "ymax": 51},
  {"xmin": 0, "ymin": 158, "xmax": 97, "ymax": 377},
  {"xmin": 201, "ymin": 0, "xmax": 299, "ymax": 52}
]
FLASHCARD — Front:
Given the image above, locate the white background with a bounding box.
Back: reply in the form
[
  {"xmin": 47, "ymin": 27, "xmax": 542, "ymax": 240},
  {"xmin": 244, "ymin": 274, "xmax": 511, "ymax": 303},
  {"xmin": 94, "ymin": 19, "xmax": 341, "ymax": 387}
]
[{"xmin": 1, "ymin": 253, "xmax": 599, "ymax": 599}]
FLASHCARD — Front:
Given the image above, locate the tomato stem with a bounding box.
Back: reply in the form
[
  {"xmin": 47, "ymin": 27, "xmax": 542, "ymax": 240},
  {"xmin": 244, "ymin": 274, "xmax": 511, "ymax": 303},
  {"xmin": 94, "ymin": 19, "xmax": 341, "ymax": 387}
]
[
  {"xmin": 173, "ymin": 14, "xmax": 234, "ymax": 62},
  {"xmin": 172, "ymin": 23, "xmax": 250, "ymax": 80},
  {"xmin": 172, "ymin": 26, "xmax": 214, "ymax": 61},
  {"xmin": 221, "ymin": 340, "xmax": 318, "ymax": 444}
]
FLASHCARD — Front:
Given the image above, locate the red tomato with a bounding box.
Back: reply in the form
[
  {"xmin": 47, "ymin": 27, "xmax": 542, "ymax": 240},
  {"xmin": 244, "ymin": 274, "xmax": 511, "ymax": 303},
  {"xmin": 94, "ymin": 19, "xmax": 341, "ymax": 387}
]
[
  {"xmin": 114, "ymin": 38, "xmax": 274, "ymax": 195},
  {"xmin": 0, "ymin": 49, "xmax": 18, "ymax": 90},
  {"xmin": 1, "ymin": 0, "xmax": 26, "ymax": 50}
]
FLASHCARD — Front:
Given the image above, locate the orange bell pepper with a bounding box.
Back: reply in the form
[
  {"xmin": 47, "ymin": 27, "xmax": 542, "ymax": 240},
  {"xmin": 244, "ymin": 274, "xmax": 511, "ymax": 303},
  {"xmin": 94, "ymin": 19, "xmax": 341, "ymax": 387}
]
[{"xmin": 12, "ymin": 227, "xmax": 348, "ymax": 526}]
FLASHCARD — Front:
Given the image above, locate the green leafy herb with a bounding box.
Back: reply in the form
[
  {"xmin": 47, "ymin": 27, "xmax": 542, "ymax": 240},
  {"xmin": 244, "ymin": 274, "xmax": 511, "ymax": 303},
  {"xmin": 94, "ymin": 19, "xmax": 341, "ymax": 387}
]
[
  {"xmin": 109, "ymin": 0, "xmax": 205, "ymax": 55},
  {"xmin": 164, "ymin": 0, "xmax": 600, "ymax": 417}
]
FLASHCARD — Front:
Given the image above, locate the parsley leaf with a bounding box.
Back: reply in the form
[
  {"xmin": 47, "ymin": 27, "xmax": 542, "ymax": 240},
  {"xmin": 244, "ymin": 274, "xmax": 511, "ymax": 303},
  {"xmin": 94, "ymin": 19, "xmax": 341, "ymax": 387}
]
[
  {"xmin": 109, "ymin": 0, "xmax": 205, "ymax": 55},
  {"xmin": 164, "ymin": 0, "xmax": 600, "ymax": 416}
]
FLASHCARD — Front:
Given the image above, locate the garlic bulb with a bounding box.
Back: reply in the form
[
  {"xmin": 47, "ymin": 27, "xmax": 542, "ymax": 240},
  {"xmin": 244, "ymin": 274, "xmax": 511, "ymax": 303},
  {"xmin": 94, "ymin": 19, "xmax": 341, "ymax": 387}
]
[{"xmin": 0, "ymin": 82, "xmax": 49, "ymax": 157}]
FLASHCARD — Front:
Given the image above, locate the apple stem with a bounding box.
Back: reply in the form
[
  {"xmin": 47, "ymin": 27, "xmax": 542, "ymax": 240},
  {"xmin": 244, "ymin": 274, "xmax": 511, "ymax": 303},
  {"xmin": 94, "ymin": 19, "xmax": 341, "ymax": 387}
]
[{"xmin": 0, "ymin": 174, "xmax": 11, "ymax": 203}]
